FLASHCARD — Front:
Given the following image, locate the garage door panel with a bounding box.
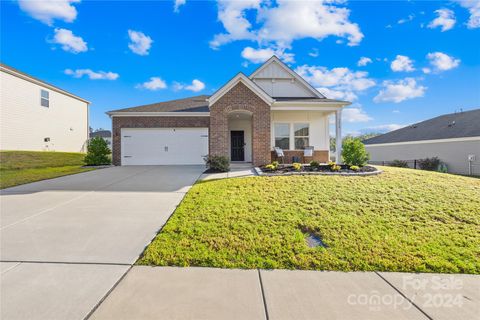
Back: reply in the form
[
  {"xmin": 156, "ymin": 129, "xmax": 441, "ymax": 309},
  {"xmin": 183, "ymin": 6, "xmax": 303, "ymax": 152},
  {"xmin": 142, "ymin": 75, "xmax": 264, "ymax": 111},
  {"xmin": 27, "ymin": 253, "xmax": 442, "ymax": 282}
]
[{"xmin": 121, "ymin": 128, "xmax": 208, "ymax": 165}]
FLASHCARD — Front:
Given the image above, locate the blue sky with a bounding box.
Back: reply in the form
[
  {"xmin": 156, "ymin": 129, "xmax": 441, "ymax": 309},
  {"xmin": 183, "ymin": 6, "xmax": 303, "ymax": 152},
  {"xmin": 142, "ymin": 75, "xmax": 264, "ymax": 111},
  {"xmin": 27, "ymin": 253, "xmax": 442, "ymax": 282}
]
[{"xmin": 1, "ymin": 0, "xmax": 479, "ymax": 135}]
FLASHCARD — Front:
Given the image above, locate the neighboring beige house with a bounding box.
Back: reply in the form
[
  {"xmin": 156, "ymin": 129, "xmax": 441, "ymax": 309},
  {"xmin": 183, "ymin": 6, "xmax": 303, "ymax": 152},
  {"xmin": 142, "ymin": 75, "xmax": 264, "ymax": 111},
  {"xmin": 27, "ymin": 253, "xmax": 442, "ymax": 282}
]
[
  {"xmin": 0, "ymin": 63, "xmax": 90, "ymax": 152},
  {"xmin": 364, "ymin": 109, "xmax": 480, "ymax": 176},
  {"xmin": 108, "ymin": 56, "xmax": 350, "ymax": 166}
]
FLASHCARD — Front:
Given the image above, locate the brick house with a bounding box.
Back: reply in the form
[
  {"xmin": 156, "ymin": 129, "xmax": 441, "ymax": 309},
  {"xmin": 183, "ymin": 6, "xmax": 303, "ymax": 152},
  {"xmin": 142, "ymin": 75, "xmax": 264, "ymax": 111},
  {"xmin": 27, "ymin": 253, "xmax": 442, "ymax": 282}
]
[{"xmin": 107, "ymin": 56, "xmax": 350, "ymax": 166}]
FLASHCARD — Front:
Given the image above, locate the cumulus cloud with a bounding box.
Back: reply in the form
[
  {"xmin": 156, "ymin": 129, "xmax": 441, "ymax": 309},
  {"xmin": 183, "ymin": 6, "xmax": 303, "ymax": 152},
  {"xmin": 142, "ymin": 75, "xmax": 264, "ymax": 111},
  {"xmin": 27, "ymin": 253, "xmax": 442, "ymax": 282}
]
[
  {"xmin": 174, "ymin": 79, "xmax": 206, "ymax": 92},
  {"xmin": 18, "ymin": 0, "xmax": 80, "ymax": 25},
  {"xmin": 374, "ymin": 78, "xmax": 426, "ymax": 103},
  {"xmin": 455, "ymin": 0, "xmax": 480, "ymax": 28},
  {"xmin": 365, "ymin": 123, "xmax": 407, "ymax": 132},
  {"xmin": 343, "ymin": 106, "xmax": 373, "ymax": 123},
  {"xmin": 174, "ymin": 0, "xmax": 186, "ymax": 12},
  {"xmin": 309, "ymin": 48, "xmax": 319, "ymax": 58},
  {"xmin": 428, "ymin": 9, "xmax": 456, "ymax": 31},
  {"xmin": 241, "ymin": 46, "xmax": 294, "ymax": 64},
  {"xmin": 398, "ymin": 14, "xmax": 415, "ymax": 24},
  {"xmin": 210, "ymin": 0, "xmax": 363, "ymax": 50},
  {"xmin": 390, "ymin": 55, "xmax": 415, "ymax": 72},
  {"xmin": 64, "ymin": 69, "xmax": 119, "ymax": 80},
  {"xmin": 136, "ymin": 77, "xmax": 167, "ymax": 90},
  {"xmin": 296, "ymin": 65, "xmax": 375, "ymax": 101},
  {"xmin": 357, "ymin": 57, "xmax": 372, "ymax": 67},
  {"xmin": 426, "ymin": 52, "xmax": 460, "ymax": 72},
  {"xmin": 128, "ymin": 30, "xmax": 153, "ymax": 56},
  {"xmin": 51, "ymin": 28, "xmax": 87, "ymax": 53}
]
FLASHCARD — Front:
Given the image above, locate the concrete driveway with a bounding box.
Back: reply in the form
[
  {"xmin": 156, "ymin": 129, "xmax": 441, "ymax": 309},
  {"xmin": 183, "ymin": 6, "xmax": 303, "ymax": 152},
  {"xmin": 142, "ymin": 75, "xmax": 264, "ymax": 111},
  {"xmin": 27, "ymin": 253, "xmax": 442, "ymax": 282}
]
[{"xmin": 0, "ymin": 166, "xmax": 204, "ymax": 320}]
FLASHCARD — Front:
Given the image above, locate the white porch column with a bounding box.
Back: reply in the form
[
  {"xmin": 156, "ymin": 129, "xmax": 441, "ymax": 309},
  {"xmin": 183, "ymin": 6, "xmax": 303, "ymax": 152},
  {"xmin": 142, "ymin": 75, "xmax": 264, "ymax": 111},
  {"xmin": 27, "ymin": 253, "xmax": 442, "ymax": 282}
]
[{"xmin": 335, "ymin": 109, "xmax": 342, "ymax": 164}]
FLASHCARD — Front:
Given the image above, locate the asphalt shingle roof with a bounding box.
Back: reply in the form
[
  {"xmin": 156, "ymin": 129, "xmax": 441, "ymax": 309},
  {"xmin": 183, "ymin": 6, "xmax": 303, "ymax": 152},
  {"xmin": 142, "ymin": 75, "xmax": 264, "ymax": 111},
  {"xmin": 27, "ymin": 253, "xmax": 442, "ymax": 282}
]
[
  {"xmin": 90, "ymin": 130, "xmax": 111, "ymax": 138},
  {"xmin": 109, "ymin": 95, "xmax": 210, "ymax": 113},
  {"xmin": 363, "ymin": 108, "xmax": 480, "ymax": 145}
]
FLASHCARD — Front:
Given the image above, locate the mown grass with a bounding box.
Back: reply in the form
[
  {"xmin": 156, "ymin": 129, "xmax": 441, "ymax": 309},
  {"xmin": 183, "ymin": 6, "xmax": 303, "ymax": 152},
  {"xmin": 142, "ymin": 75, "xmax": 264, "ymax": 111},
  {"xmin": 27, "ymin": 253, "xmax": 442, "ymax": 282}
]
[
  {"xmin": 138, "ymin": 167, "xmax": 480, "ymax": 274},
  {"xmin": 0, "ymin": 151, "xmax": 93, "ymax": 189}
]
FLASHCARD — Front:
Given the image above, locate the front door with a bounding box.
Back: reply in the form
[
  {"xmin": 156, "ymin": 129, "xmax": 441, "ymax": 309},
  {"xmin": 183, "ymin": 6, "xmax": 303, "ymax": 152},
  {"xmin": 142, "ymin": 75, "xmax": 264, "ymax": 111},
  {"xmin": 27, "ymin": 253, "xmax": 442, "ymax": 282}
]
[{"xmin": 230, "ymin": 131, "xmax": 245, "ymax": 161}]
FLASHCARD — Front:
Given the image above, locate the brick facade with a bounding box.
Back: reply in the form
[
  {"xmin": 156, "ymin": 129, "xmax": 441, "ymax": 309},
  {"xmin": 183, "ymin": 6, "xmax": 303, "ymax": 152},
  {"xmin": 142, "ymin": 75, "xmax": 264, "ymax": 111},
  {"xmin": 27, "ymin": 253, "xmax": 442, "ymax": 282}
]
[
  {"xmin": 209, "ymin": 82, "xmax": 271, "ymax": 166},
  {"xmin": 271, "ymin": 150, "xmax": 329, "ymax": 164},
  {"xmin": 112, "ymin": 116, "xmax": 209, "ymax": 165}
]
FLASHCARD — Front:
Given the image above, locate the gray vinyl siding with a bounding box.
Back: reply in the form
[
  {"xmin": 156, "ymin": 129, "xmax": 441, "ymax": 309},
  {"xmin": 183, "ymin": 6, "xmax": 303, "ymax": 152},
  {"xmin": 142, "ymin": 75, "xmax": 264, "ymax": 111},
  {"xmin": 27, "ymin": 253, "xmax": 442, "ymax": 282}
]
[{"xmin": 366, "ymin": 139, "xmax": 480, "ymax": 176}]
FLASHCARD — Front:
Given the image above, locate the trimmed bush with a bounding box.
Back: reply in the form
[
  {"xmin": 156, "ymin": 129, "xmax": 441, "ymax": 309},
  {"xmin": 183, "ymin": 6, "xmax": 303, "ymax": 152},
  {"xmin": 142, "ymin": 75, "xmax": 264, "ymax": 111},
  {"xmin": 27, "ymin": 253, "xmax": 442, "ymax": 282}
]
[
  {"xmin": 390, "ymin": 160, "xmax": 409, "ymax": 168},
  {"xmin": 309, "ymin": 160, "xmax": 320, "ymax": 168},
  {"xmin": 350, "ymin": 165, "xmax": 360, "ymax": 171},
  {"xmin": 292, "ymin": 162, "xmax": 302, "ymax": 171},
  {"xmin": 84, "ymin": 137, "xmax": 111, "ymax": 166},
  {"xmin": 418, "ymin": 157, "xmax": 440, "ymax": 171},
  {"xmin": 341, "ymin": 137, "xmax": 370, "ymax": 166},
  {"xmin": 204, "ymin": 155, "xmax": 230, "ymax": 172}
]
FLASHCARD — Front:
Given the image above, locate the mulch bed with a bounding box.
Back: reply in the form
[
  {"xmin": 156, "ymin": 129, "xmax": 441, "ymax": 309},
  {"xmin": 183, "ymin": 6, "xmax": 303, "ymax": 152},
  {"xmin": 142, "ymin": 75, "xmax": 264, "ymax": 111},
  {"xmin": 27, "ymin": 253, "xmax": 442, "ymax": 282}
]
[{"xmin": 259, "ymin": 164, "xmax": 381, "ymax": 176}]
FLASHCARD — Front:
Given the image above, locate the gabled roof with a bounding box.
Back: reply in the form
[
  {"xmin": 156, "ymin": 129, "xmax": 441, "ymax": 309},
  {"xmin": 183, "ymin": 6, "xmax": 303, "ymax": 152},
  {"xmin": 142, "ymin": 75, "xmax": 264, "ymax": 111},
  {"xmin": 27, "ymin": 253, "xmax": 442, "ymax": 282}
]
[
  {"xmin": 108, "ymin": 95, "xmax": 209, "ymax": 114},
  {"xmin": 363, "ymin": 108, "xmax": 480, "ymax": 145},
  {"xmin": 90, "ymin": 130, "xmax": 112, "ymax": 138},
  {"xmin": 0, "ymin": 63, "xmax": 90, "ymax": 104},
  {"xmin": 249, "ymin": 56, "xmax": 325, "ymax": 99},
  {"xmin": 207, "ymin": 73, "xmax": 274, "ymax": 106}
]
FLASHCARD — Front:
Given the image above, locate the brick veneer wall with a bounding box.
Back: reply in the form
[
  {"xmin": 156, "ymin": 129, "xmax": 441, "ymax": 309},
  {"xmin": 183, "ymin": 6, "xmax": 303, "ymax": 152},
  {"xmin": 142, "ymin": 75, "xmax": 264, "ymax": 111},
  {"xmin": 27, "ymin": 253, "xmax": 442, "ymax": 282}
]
[
  {"xmin": 112, "ymin": 116, "xmax": 210, "ymax": 165},
  {"xmin": 271, "ymin": 150, "xmax": 329, "ymax": 164},
  {"xmin": 209, "ymin": 82, "xmax": 271, "ymax": 166}
]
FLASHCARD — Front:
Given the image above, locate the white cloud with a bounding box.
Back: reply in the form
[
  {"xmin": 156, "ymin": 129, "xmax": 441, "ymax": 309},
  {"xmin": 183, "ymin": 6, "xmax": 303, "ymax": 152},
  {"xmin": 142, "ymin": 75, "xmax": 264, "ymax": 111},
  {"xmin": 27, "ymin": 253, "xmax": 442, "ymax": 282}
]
[
  {"xmin": 422, "ymin": 67, "xmax": 431, "ymax": 74},
  {"xmin": 64, "ymin": 69, "xmax": 119, "ymax": 80},
  {"xmin": 391, "ymin": 55, "xmax": 415, "ymax": 72},
  {"xmin": 174, "ymin": 79, "xmax": 206, "ymax": 92},
  {"xmin": 374, "ymin": 78, "xmax": 426, "ymax": 103},
  {"xmin": 455, "ymin": 0, "xmax": 480, "ymax": 28},
  {"xmin": 357, "ymin": 57, "xmax": 372, "ymax": 67},
  {"xmin": 51, "ymin": 28, "xmax": 87, "ymax": 53},
  {"xmin": 392, "ymin": 110, "xmax": 400, "ymax": 113},
  {"xmin": 136, "ymin": 77, "xmax": 167, "ymax": 90},
  {"xmin": 18, "ymin": 0, "xmax": 79, "ymax": 25},
  {"xmin": 343, "ymin": 106, "xmax": 373, "ymax": 123},
  {"xmin": 174, "ymin": 0, "xmax": 186, "ymax": 12},
  {"xmin": 210, "ymin": 0, "xmax": 363, "ymax": 49},
  {"xmin": 128, "ymin": 30, "xmax": 153, "ymax": 56},
  {"xmin": 366, "ymin": 123, "xmax": 406, "ymax": 132},
  {"xmin": 296, "ymin": 64, "xmax": 375, "ymax": 102},
  {"xmin": 428, "ymin": 9, "xmax": 456, "ymax": 31},
  {"xmin": 309, "ymin": 48, "xmax": 319, "ymax": 58},
  {"xmin": 426, "ymin": 52, "xmax": 460, "ymax": 72},
  {"xmin": 240, "ymin": 46, "xmax": 294, "ymax": 64},
  {"xmin": 398, "ymin": 14, "xmax": 414, "ymax": 24}
]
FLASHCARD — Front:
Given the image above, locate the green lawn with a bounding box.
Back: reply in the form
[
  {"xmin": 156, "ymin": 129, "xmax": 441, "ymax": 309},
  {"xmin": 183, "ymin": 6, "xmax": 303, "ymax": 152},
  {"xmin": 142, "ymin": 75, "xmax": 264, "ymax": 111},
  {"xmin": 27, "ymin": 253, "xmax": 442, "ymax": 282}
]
[
  {"xmin": 0, "ymin": 151, "xmax": 94, "ymax": 189},
  {"xmin": 138, "ymin": 167, "xmax": 480, "ymax": 274}
]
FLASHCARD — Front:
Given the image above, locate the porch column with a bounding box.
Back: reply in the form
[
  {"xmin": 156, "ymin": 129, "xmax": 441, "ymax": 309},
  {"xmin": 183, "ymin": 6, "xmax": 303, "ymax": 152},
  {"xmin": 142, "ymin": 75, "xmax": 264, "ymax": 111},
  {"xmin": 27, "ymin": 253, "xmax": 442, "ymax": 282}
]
[{"xmin": 335, "ymin": 109, "xmax": 342, "ymax": 164}]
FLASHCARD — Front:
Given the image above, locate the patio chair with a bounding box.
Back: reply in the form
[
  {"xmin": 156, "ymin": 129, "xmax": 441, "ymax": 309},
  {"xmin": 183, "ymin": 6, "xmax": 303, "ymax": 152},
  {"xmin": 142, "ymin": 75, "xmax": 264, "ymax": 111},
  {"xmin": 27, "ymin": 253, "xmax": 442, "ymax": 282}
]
[
  {"xmin": 303, "ymin": 146, "xmax": 314, "ymax": 163},
  {"xmin": 274, "ymin": 147, "xmax": 285, "ymax": 164}
]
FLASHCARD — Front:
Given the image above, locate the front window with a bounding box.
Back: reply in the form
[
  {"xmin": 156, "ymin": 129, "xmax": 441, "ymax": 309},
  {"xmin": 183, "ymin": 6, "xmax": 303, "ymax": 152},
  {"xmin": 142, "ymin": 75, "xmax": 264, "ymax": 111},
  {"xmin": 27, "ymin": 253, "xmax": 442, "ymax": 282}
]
[
  {"xmin": 274, "ymin": 123, "xmax": 290, "ymax": 149},
  {"xmin": 294, "ymin": 123, "xmax": 309, "ymax": 149},
  {"xmin": 41, "ymin": 89, "xmax": 49, "ymax": 107}
]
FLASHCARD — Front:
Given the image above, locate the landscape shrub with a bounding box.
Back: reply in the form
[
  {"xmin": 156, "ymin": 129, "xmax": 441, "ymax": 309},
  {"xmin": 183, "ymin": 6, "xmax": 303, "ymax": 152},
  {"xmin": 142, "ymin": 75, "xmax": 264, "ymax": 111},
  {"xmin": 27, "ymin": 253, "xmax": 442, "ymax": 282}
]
[
  {"xmin": 331, "ymin": 164, "xmax": 341, "ymax": 171},
  {"xmin": 292, "ymin": 162, "xmax": 302, "ymax": 171},
  {"xmin": 390, "ymin": 160, "xmax": 409, "ymax": 168},
  {"xmin": 418, "ymin": 157, "xmax": 440, "ymax": 171},
  {"xmin": 204, "ymin": 155, "xmax": 230, "ymax": 172},
  {"xmin": 309, "ymin": 160, "xmax": 320, "ymax": 168},
  {"xmin": 341, "ymin": 137, "xmax": 370, "ymax": 166},
  {"xmin": 350, "ymin": 165, "xmax": 360, "ymax": 171},
  {"xmin": 84, "ymin": 137, "xmax": 111, "ymax": 166}
]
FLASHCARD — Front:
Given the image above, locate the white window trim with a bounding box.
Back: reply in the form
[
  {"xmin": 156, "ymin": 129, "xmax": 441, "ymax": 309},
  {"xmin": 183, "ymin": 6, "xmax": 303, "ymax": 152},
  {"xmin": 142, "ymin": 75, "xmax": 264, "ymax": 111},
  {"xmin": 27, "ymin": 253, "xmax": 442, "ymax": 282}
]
[
  {"xmin": 40, "ymin": 89, "xmax": 49, "ymax": 108},
  {"xmin": 273, "ymin": 121, "xmax": 311, "ymax": 150}
]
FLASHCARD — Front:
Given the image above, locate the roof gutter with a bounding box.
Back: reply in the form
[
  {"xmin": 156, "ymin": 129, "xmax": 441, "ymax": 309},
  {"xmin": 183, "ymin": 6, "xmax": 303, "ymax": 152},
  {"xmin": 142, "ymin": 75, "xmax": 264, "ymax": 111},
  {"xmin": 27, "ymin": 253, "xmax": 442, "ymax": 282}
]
[{"xmin": 107, "ymin": 111, "xmax": 210, "ymax": 118}]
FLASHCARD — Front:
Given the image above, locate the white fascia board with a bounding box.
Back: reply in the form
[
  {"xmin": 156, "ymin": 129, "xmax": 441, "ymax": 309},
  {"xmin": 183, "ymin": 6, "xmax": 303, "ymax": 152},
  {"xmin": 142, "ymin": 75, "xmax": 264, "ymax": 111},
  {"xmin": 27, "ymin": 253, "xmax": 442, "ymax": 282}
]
[
  {"xmin": 1, "ymin": 66, "xmax": 90, "ymax": 104},
  {"xmin": 107, "ymin": 112, "xmax": 210, "ymax": 117},
  {"xmin": 365, "ymin": 136, "xmax": 480, "ymax": 147},
  {"xmin": 271, "ymin": 106, "xmax": 344, "ymax": 111},
  {"xmin": 271, "ymin": 101, "xmax": 349, "ymax": 111},
  {"xmin": 249, "ymin": 56, "xmax": 325, "ymax": 98},
  {"xmin": 207, "ymin": 73, "xmax": 274, "ymax": 106}
]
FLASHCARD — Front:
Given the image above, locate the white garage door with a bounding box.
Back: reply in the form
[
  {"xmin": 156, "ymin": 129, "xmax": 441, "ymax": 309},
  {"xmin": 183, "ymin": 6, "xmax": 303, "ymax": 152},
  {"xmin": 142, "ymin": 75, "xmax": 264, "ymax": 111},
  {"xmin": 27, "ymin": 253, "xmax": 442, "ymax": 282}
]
[{"xmin": 121, "ymin": 128, "xmax": 208, "ymax": 165}]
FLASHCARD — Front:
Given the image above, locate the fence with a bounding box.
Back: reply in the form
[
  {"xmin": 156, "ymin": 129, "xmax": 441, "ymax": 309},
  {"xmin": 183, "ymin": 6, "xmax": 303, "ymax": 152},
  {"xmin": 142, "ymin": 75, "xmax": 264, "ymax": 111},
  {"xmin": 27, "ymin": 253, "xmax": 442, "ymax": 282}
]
[{"xmin": 369, "ymin": 159, "xmax": 480, "ymax": 176}]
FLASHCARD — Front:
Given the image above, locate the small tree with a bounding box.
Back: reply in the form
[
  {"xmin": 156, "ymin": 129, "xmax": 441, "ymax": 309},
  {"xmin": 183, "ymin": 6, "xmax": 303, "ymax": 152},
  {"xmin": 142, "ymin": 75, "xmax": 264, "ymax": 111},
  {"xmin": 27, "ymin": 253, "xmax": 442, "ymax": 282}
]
[
  {"xmin": 84, "ymin": 137, "xmax": 111, "ymax": 166},
  {"xmin": 341, "ymin": 137, "xmax": 370, "ymax": 166}
]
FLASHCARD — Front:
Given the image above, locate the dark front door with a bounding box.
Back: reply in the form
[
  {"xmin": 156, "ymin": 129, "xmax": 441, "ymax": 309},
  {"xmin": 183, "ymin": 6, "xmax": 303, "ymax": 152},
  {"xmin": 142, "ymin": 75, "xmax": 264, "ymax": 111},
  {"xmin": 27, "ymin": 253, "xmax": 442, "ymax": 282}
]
[{"xmin": 230, "ymin": 131, "xmax": 245, "ymax": 161}]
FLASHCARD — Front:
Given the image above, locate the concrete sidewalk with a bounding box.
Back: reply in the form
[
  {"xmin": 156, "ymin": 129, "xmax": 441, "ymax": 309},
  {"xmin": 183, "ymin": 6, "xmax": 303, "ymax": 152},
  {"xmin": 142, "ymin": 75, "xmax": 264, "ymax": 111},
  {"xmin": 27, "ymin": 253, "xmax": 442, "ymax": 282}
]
[{"xmin": 90, "ymin": 267, "xmax": 479, "ymax": 320}]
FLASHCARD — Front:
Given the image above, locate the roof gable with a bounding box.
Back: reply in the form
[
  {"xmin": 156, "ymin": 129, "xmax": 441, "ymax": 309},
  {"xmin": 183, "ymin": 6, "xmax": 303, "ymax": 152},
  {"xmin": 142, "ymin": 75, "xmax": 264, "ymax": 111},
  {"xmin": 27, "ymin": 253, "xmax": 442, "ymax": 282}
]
[
  {"xmin": 250, "ymin": 56, "xmax": 325, "ymax": 98},
  {"xmin": 207, "ymin": 73, "xmax": 274, "ymax": 106}
]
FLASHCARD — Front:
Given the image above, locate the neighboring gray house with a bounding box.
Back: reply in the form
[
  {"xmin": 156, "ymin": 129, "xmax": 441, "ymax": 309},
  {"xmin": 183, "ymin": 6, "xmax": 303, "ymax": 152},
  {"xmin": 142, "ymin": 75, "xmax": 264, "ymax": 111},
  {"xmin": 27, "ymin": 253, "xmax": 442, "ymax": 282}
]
[
  {"xmin": 363, "ymin": 109, "xmax": 480, "ymax": 176},
  {"xmin": 89, "ymin": 130, "xmax": 112, "ymax": 149}
]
